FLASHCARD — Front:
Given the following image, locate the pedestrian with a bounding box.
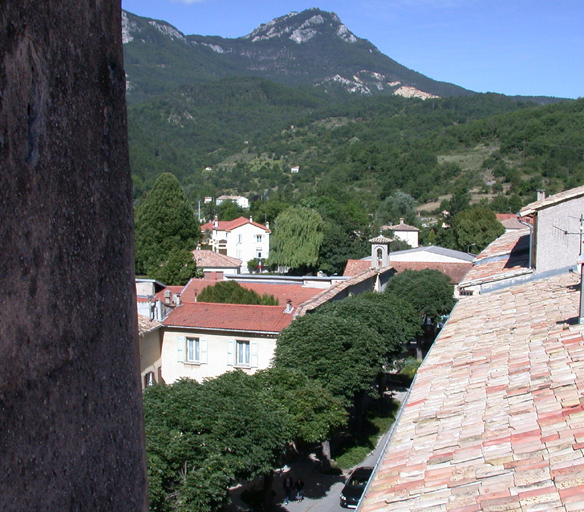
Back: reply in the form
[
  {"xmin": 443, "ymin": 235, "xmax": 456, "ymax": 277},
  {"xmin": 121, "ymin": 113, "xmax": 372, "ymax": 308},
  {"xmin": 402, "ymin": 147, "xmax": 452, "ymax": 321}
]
[
  {"xmin": 294, "ymin": 477, "xmax": 304, "ymax": 501},
  {"xmin": 283, "ymin": 474, "xmax": 293, "ymax": 504}
]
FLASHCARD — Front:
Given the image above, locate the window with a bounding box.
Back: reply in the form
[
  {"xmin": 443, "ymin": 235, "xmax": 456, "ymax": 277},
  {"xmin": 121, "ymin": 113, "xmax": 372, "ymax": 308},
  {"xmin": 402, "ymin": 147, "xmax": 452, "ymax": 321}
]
[
  {"xmin": 227, "ymin": 339, "xmax": 258, "ymax": 368},
  {"xmin": 238, "ymin": 234, "xmax": 242, "ymax": 244},
  {"xmin": 144, "ymin": 371, "xmax": 155, "ymax": 388},
  {"xmin": 236, "ymin": 340, "xmax": 250, "ymax": 366},
  {"xmin": 186, "ymin": 337, "xmax": 200, "ymax": 362},
  {"xmin": 177, "ymin": 336, "xmax": 207, "ymax": 364},
  {"xmin": 256, "ymin": 235, "xmax": 262, "ymax": 243},
  {"xmin": 257, "ymin": 251, "xmax": 262, "ymax": 259}
]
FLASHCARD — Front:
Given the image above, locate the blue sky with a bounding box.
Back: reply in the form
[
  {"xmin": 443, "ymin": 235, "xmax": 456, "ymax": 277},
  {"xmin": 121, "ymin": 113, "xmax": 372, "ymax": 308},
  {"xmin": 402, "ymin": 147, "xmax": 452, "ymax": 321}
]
[{"xmin": 121, "ymin": 0, "xmax": 583, "ymax": 99}]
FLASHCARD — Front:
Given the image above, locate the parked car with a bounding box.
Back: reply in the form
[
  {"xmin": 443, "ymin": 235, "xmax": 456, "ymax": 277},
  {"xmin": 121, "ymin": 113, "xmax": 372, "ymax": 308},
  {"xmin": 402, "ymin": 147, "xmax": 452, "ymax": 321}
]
[{"xmin": 339, "ymin": 466, "xmax": 373, "ymax": 508}]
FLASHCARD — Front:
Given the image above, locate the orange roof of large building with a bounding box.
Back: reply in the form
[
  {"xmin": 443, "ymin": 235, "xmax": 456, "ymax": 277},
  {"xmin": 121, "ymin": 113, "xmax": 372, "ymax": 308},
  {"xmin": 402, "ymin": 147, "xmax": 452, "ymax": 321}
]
[
  {"xmin": 200, "ymin": 216, "xmax": 270, "ymax": 233},
  {"xmin": 361, "ymin": 269, "xmax": 584, "ymax": 512},
  {"xmin": 162, "ymin": 302, "xmax": 294, "ymax": 333}
]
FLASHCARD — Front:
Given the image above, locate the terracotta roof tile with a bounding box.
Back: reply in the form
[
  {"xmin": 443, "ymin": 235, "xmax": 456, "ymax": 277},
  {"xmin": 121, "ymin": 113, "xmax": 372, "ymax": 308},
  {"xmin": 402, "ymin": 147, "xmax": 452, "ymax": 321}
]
[
  {"xmin": 520, "ymin": 185, "xmax": 584, "ymax": 216},
  {"xmin": 137, "ymin": 314, "xmax": 161, "ymax": 336},
  {"xmin": 200, "ymin": 216, "xmax": 270, "ymax": 233},
  {"xmin": 180, "ymin": 278, "xmax": 323, "ymax": 307},
  {"xmin": 162, "ymin": 302, "xmax": 294, "ymax": 333},
  {"xmin": 191, "ymin": 249, "xmax": 241, "ymax": 268},
  {"xmin": 360, "ymin": 270, "xmax": 584, "ymax": 511}
]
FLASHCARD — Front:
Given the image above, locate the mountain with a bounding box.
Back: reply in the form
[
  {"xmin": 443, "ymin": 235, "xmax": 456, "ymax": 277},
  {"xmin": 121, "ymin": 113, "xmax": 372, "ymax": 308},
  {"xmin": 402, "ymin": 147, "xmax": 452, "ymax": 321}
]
[{"xmin": 122, "ymin": 8, "xmax": 473, "ymax": 103}]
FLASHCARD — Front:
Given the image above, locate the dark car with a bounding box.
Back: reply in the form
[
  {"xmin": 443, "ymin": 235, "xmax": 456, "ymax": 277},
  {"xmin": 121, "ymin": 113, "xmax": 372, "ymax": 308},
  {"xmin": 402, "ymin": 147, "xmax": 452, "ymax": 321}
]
[{"xmin": 339, "ymin": 466, "xmax": 373, "ymax": 508}]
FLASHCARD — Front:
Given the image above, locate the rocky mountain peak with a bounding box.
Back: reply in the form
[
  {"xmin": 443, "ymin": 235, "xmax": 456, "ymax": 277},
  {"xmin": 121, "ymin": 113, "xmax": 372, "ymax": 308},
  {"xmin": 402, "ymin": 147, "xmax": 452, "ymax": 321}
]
[{"xmin": 243, "ymin": 8, "xmax": 358, "ymax": 45}]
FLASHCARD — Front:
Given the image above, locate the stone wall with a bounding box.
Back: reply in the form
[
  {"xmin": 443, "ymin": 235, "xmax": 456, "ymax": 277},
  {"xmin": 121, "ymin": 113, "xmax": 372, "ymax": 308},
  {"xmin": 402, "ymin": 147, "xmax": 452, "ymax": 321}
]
[{"xmin": 0, "ymin": 2, "xmax": 148, "ymax": 510}]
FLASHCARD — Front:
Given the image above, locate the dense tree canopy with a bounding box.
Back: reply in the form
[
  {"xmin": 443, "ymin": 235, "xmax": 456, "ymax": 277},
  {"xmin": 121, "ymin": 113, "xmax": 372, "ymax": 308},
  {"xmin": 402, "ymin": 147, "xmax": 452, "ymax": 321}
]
[
  {"xmin": 268, "ymin": 206, "xmax": 325, "ymax": 271},
  {"xmin": 143, "ymin": 372, "xmax": 292, "ymax": 512},
  {"xmin": 134, "ymin": 172, "xmax": 201, "ymax": 283},
  {"xmin": 273, "ymin": 313, "xmax": 387, "ymax": 405},
  {"xmin": 384, "ymin": 269, "xmax": 456, "ymax": 320},
  {"xmin": 449, "ymin": 206, "xmax": 506, "ymax": 253}
]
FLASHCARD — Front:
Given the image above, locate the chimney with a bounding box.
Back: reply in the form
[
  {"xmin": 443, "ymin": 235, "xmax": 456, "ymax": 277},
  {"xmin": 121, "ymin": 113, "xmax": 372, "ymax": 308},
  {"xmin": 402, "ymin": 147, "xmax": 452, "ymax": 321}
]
[
  {"xmin": 399, "ymin": 218, "xmax": 404, "ymax": 225},
  {"xmin": 537, "ymin": 190, "xmax": 546, "ymax": 202},
  {"xmin": 213, "ymin": 215, "xmax": 218, "ymax": 228},
  {"xmin": 164, "ymin": 289, "xmax": 171, "ymax": 305},
  {"xmin": 249, "ymin": 216, "xmax": 253, "ymax": 223},
  {"xmin": 284, "ymin": 300, "xmax": 294, "ymax": 314},
  {"xmin": 266, "ymin": 221, "xmax": 270, "ymax": 230}
]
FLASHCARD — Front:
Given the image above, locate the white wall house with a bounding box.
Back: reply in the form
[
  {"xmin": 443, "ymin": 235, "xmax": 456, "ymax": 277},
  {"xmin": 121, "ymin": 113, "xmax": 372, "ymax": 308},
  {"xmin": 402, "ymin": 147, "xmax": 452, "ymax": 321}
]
[
  {"xmin": 200, "ymin": 216, "xmax": 270, "ymax": 273},
  {"xmin": 216, "ymin": 195, "xmax": 249, "ymax": 209},
  {"xmin": 160, "ymin": 302, "xmax": 294, "ymax": 383}
]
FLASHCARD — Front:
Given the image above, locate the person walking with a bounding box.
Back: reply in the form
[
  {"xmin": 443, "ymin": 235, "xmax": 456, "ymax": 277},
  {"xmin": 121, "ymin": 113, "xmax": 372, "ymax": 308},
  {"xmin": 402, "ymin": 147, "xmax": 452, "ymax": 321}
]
[
  {"xmin": 283, "ymin": 474, "xmax": 293, "ymax": 504},
  {"xmin": 294, "ymin": 477, "xmax": 304, "ymax": 501}
]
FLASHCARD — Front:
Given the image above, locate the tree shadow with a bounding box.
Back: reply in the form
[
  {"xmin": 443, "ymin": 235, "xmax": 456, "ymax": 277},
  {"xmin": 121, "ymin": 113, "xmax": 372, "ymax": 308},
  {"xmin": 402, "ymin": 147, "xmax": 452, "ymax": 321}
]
[{"xmin": 225, "ymin": 448, "xmax": 345, "ymax": 511}]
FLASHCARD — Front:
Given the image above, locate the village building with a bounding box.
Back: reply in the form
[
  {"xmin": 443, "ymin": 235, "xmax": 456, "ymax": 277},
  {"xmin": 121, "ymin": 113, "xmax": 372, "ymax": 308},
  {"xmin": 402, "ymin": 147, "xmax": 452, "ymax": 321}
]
[
  {"xmin": 345, "ymin": 245, "xmax": 474, "ymax": 288},
  {"xmin": 192, "ymin": 248, "xmax": 242, "ymax": 277},
  {"xmin": 200, "ymin": 216, "xmax": 270, "ymax": 273},
  {"xmin": 381, "ymin": 218, "xmax": 420, "ymax": 248},
  {"xmin": 359, "ymin": 185, "xmax": 584, "ymax": 512},
  {"xmin": 215, "ymin": 194, "xmax": 249, "ymax": 209}
]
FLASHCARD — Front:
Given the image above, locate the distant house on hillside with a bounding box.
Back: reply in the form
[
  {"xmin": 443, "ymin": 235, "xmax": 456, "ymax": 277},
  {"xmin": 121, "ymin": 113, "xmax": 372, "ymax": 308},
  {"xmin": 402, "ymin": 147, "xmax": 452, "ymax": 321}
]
[
  {"xmin": 381, "ymin": 218, "xmax": 420, "ymax": 248},
  {"xmin": 216, "ymin": 195, "xmax": 249, "ymax": 209},
  {"xmin": 200, "ymin": 216, "xmax": 270, "ymax": 273},
  {"xmin": 290, "ymin": 165, "xmax": 300, "ymax": 174}
]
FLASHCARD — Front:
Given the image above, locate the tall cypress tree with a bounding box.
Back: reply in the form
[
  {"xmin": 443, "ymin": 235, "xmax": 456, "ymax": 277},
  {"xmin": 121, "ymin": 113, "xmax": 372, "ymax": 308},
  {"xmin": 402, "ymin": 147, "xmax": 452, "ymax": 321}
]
[{"xmin": 134, "ymin": 173, "xmax": 201, "ymax": 283}]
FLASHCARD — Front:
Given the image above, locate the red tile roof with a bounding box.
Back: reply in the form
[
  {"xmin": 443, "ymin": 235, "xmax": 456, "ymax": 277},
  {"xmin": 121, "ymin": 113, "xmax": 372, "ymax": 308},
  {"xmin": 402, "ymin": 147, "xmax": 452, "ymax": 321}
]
[
  {"xmin": 392, "ymin": 261, "xmax": 472, "ymax": 284},
  {"xmin": 162, "ymin": 302, "xmax": 294, "ymax": 333},
  {"xmin": 520, "ymin": 185, "xmax": 584, "ymax": 216},
  {"xmin": 361, "ymin": 270, "xmax": 584, "ymax": 511},
  {"xmin": 343, "ymin": 259, "xmax": 472, "ymax": 284},
  {"xmin": 180, "ymin": 278, "xmax": 323, "ymax": 307},
  {"xmin": 200, "ymin": 216, "xmax": 270, "ymax": 233},
  {"xmin": 191, "ymin": 249, "xmax": 241, "ymax": 268},
  {"xmin": 460, "ymin": 229, "xmax": 531, "ymax": 287},
  {"xmin": 137, "ymin": 314, "xmax": 161, "ymax": 336}
]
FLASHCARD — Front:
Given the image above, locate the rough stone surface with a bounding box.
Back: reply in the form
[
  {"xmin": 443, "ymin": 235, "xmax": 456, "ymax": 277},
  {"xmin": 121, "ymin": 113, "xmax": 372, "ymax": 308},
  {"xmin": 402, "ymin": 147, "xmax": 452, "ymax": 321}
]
[{"xmin": 0, "ymin": 2, "xmax": 148, "ymax": 510}]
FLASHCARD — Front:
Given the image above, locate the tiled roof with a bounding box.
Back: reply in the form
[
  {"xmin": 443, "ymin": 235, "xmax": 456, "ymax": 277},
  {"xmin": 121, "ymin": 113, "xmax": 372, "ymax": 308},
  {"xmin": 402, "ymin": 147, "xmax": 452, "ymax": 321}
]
[
  {"xmin": 460, "ymin": 229, "xmax": 531, "ymax": 287},
  {"xmin": 137, "ymin": 314, "xmax": 161, "ymax": 336},
  {"xmin": 296, "ymin": 267, "xmax": 394, "ymax": 316},
  {"xmin": 192, "ymin": 249, "xmax": 241, "ymax": 268},
  {"xmin": 391, "ymin": 261, "xmax": 472, "ymax": 284},
  {"xmin": 361, "ymin": 270, "xmax": 584, "ymax": 512},
  {"xmin": 180, "ymin": 278, "xmax": 323, "ymax": 307},
  {"xmin": 343, "ymin": 255, "xmax": 473, "ymax": 284},
  {"xmin": 382, "ymin": 220, "xmax": 420, "ymax": 232},
  {"xmin": 344, "ymin": 259, "xmax": 371, "ymax": 276},
  {"xmin": 162, "ymin": 302, "xmax": 294, "ymax": 333},
  {"xmin": 200, "ymin": 216, "xmax": 270, "ymax": 233},
  {"xmin": 520, "ymin": 185, "xmax": 584, "ymax": 216}
]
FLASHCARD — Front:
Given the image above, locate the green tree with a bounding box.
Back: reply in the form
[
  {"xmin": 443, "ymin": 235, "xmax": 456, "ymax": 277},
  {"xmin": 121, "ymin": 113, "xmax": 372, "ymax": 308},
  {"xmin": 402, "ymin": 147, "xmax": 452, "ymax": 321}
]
[
  {"xmin": 143, "ymin": 372, "xmax": 292, "ymax": 512},
  {"xmin": 384, "ymin": 269, "xmax": 456, "ymax": 321},
  {"xmin": 252, "ymin": 367, "xmax": 347, "ymax": 445},
  {"xmin": 134, "ymin": 172, "xmax": 201, "ymax": 281},
  {"xmin": 268, "ymin": 206, "xmax": 324, "ymax": 271},
  {"xmin": 273, "ymin": 314, "xmax": 386, "ymax": 407},
  {"xmin": 450, "ymin": 206, "xmax": 505, "ymax": 253},
  {"xmin": 375, "ymin": 191, "xmax": 418, "ymax": 226},
  {"xmin": 215, "ymin": 199, "xmax": 246, "ymax": 221},
  {"xmin": 148, "ymin": 247, "xmax": 198, "ymax": 286},
  {"xmin": 198, "ymin": 280, "xmax": 278, "ymax": 305}
]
